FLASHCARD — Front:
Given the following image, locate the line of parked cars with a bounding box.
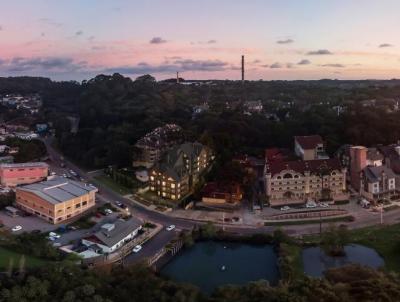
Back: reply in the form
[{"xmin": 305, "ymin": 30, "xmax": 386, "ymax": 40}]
[{"xmin": 280, "ymin": 201, "xmax": 330, "ymax": 211}]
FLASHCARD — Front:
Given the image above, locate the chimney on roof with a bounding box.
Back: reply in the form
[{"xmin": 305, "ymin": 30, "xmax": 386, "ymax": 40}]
[{"xmin": 241, "ymin": 55, "xmax": 245, "ymax": 83}]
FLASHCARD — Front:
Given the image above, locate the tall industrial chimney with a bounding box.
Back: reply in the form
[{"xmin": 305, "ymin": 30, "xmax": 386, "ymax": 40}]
[
  {"xmin": 176, "ymin": 71, "xmax": 180, "ymax": 84},
  {"xmin": 241, "ymin": 55, "xmax": 244, "ymax": 83}
]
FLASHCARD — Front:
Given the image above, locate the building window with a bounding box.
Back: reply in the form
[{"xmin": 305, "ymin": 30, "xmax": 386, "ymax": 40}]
[
  {"xmin": 150, "ymin": 176, "xmax": 154, "ymax": 181},
  {"xmin": 75, "ymin": 203, "xmax": 81, "ymax": 208},
  {"xmin": 162, "ymin": 181, "xmax": 166, "ymax": 186}
]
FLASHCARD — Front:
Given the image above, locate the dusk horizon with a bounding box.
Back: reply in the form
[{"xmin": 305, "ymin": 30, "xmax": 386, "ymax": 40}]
[{"xmin": 1, "ymin": 0, "xmax": 400, "ymax": 81}]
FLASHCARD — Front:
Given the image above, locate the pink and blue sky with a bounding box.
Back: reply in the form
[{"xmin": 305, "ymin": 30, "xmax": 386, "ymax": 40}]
[{"xmin": 1, "ymin": 0, "xmax": 400, "ymax": 81}]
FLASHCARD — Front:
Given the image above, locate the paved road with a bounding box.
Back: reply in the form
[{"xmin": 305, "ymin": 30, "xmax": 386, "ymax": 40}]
[
  {"xmin": 124, "ymin": 229, "xmax": 177, "ymax": 265},
  {"xmin": 42, "ymin": 137, "xmax": 400, "ymax": 237}
]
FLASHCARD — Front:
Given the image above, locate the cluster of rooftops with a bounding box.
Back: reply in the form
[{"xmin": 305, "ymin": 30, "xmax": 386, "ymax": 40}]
[
  {"xmin": 265, "ymin": 135, "xmax": 342, "ymax": 176},
  {"xmin": 135, "ymin": 123, "xmax": 183, "ymax": 149}
]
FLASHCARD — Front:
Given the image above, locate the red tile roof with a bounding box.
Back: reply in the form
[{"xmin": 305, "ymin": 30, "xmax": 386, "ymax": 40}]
[
  {"xmin": 295, "ymin": 135, "xmax": 323, "ymax": 149},
  {"xmin": 265, "ymin": 148, "xmax": 293, "ymax": 164},
  {"xmin": 202, "ymin": 181, "xmax": 242, "ymax": 197},
  {"xmin": 266, "ymin": 158, "xmax": 342, "ymax": 176}
]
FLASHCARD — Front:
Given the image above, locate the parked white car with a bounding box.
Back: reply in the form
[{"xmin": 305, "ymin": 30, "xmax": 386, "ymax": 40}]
[
  {"xmin": 11, "ymin": 225, "xmax": 22, "ymax": 232},
  {"xmin": 49, "ymin": 232, "xmax": 61, "ymax": 239},
  {"xmin": 104, "ymin": 209, "xmax": 113, "ymax": 215},
  {"xmin": 306, "ymin": 202, "xmax": 317, "ymax": 208},
  {"xmin": 166, "ymin": 225, "xmax": 176, "ymax": 231},
  {"xmin": 280, "ymin": 206, "xmax": 290, "ymax": 211},
  {"xmin": 132, "ymin": 245, "xmax": 142, "ymax": 253}
]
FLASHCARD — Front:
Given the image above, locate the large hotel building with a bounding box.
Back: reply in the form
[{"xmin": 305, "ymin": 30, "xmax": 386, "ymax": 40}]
[{"xmin": 265, "ymin": 135, "xmax": 347, "ymax": 206}]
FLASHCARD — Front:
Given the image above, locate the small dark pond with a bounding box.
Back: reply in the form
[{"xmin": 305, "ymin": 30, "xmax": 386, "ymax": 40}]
[{"xmin": 302, "ymin": 244, "xmax": 384, "ymax": 277}]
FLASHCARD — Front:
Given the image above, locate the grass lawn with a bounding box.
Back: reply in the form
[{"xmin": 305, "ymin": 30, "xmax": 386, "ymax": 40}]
[
  {"xmin": 0, "ymin": 247, "xmax": 47, "ymax": 270},
  {"xmin": 94, "ymin": 175, "xmax": 131, "ymax": 195}
]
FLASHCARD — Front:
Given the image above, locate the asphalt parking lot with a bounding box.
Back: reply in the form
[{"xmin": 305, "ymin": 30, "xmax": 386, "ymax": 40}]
[{"xmin": 0, "ymin": 211, "xmax": 57, "ymax": 233}]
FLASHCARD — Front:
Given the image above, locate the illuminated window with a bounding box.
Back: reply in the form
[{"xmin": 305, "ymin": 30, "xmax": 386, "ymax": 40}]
[{"xmin": 171, "ymin": 183, "xmax": 175, "ymax": 188}]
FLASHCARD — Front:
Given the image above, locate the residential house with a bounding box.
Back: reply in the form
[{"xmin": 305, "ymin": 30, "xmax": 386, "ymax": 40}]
[
  {"xmin": 15, "ymin": 177, "xmax": 96, "ymax": 224},
  {"xmin": 367, "ymin": 147, "xmax": 383, "ymax": 167},
  {"xmin": 192, "ymin": 102, "xmax": 209, "ymax": 116},
  {"xmin": 81, "ymin": 218, "xmax": 142, "ymax": 254},
  {"xmin": 244, "ymin": 100, "xmax": 263, "ymax": 114},
  {"xmin": 360, "ymin": 166, "xmax": 396, "ymax": 202},
  {"xmin": 201, "ymin": 182, "xmax": 243, "ymax": 205},
  {"xmin": 149, "ymin": 142, "xmax": 213, "ymax": 200},
  {"xmin": 294, "ymin": 135, "xmax": 328, "ymax": 161}
]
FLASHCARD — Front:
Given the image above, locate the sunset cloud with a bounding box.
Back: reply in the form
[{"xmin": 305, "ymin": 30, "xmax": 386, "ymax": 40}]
[
  {"xmin": 270, "ymin": 62, "xmax": 283, "ymax": 68},
  {"xmin": 379, "ymin": 43, "xmax": 393, "ymax": 48},
  {"xmin": 297, "ymin": 59, "xmax": 311, "ymax": 65},
  {"xmin": 307, "ymin": 49, "xmax": 333, "ymax": 55},
  {"xmin": 150, "ymin": 37, "xmax": 167, "ymax": 44},
  {"xmin": 1, "ymin": 56, "xmax": 87, "ymax": 73},
  {"xmin": 277, "ymin": 39, "xmax": 294, "ymax": 44},
  {"xmin": 104, "ymin": 58, "xmax": 231, "ymax": 74},
  {"xmin": 321, "ymin": 63, "xmax": 345, "ymax": 68}
]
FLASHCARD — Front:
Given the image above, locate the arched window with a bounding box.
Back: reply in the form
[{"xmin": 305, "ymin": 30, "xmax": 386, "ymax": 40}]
[{"xmin": 283, "ymin": 173, "xmax": 293, "ymax": 179}]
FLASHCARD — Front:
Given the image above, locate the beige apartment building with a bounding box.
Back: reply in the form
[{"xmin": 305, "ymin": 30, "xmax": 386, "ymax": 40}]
[
  {"xmin": 149, "ymin": 142, "xmax": 213, "ymax": 200},
  {"xmin": 16, "ymin": 177, "xmax": 96, "ymax": 224}
]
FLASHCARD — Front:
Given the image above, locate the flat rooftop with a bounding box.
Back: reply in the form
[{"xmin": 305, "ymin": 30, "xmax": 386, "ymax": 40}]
[
  {"xmin": 17, "ymin": 177, "xmax": 96, "ymax": 205},
  {"xmin": 0, "ymin": 162, "xmax": 48, "ymax": 169}
]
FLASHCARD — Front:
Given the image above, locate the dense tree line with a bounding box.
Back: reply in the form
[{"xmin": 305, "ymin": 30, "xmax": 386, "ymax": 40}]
[
  {"xmin": 0, "ymin": 262, "xmax": 399, "ymax": 302},
  {"xmin": 3, "ymin": 75, "xmax": 400, "ymax": 168},
  {"xmin": 4, "ymin": 138, "xmax": 47, "ymax": 162},
  {"xmin": 53, "ymin": 75, "xmax": 400, "ymax": 168}
]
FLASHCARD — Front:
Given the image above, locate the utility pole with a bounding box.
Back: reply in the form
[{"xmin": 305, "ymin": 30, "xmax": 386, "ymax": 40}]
[{"xmin": 319, "ymin": 211, "xmax": 322, "ymax": 236}]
